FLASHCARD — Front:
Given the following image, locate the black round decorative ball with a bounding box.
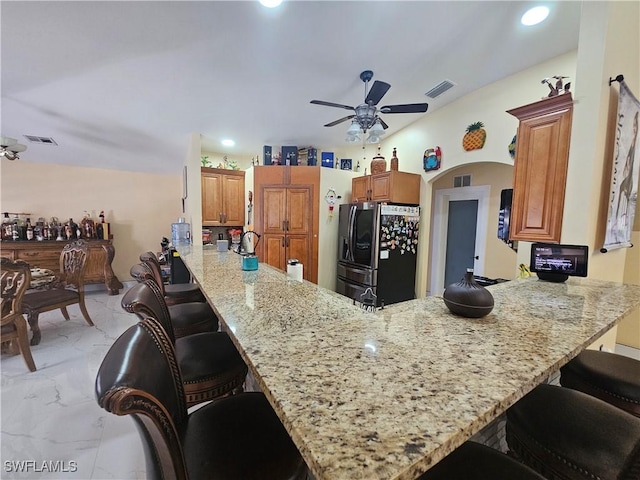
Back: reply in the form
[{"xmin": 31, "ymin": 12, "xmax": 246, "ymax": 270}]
[{"xmin": 443, "ymin": 269, "xmax": 494, "ymax": 318}]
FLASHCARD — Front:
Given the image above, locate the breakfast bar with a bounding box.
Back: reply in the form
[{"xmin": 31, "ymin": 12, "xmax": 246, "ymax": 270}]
[{"xmin": 178, "ymin": 245, "xmax": 640, "ymax": 480}]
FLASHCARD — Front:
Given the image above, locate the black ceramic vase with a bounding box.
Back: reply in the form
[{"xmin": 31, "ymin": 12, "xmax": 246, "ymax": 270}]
[{"xmin": 443, "ymin": 268, "xmax": 494, "ymax": 318}]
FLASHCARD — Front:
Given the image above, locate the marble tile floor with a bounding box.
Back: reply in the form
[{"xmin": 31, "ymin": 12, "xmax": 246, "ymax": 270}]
[
  {"xmin": 2, "ymin": 288, "xmax": 639, "ymax": 479},
  {"xmin": 1, "ymin": 288, "xmax": 146, "ymax": 479}
]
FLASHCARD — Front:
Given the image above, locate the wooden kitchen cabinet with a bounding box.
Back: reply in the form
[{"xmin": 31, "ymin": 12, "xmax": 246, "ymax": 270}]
[
  {"xmin": 351, "ymin": 170, "xmax": 421, "ymax": 204},
  {"xmin": 254, "ymin": 166, "xmax": 319, "ymax": 283},
  {"xmin": 201, "ymin": 167, "xmax": 245, "ymax": 226},
  {"xmin": 0, "ymin": 240, "xmax": 123, "ymax": 294},
  {"xmin": 507, "ymin": 93, "xmax": 573, "ymax": 242}
]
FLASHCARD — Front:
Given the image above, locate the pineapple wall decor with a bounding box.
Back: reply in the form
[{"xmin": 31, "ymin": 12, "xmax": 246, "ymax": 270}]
[{"xmin": 462, "ymin": 121, "xmax": 486, "ymax": 151}]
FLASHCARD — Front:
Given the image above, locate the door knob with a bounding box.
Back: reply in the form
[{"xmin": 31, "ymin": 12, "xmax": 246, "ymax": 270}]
[{"xmin": 474, "ymin": 255, "xmax": 480, "ymax": 260}]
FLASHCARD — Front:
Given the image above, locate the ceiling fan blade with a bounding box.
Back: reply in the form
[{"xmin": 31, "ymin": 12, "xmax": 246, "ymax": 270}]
[
  {"xmin": 324, "ymin": 115, "xmax": 355, "ymax": 127},
  {"xmin": 365, "ymin": 81, "xmax": 391, "ymax": 106},
  {"xmin": 310, "ymin": 100, "xmax": 355, "ymax": 111},
  {"xmin": 378, "ymin": 118, "xmax": 389, "ymax": 129},
  {"xmin": 380, "ymin": 103, "xmax": 429, "ymax": 114}
]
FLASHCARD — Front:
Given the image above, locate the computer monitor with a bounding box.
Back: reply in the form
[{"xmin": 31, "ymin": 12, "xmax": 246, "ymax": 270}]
[{"xmin": 529, "ymin": 243, "xmax": 589, "ymax": 282}]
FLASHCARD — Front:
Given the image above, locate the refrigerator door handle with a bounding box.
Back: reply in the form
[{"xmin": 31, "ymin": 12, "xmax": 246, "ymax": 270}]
[{"xmin": 348, "ymin": 205, "xmax": 356, "ymax": 263}]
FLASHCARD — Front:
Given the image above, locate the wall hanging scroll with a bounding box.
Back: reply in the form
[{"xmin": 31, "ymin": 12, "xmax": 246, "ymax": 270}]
[{"xmin": 602, "ymin": 76, "xmax": 639, "ymax": 252}]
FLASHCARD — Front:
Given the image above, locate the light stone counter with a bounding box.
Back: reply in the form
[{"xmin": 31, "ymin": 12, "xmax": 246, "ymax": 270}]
[{"xmin": 178, "ymin": 245, "xmax": 640, "ymax": 480}]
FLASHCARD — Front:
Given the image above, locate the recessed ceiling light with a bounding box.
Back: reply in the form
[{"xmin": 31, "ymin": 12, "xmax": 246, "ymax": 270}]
[
  {"xmin": 259, "ymin": 0, "xmax": 282, "ymax": 8},
  {"xmin": 221, "ymin": 139, "xmax": 235, "ymax": 147},
  {"xmin": 521, "ymin": 6, "xmax": 550, "ymax": 26}
]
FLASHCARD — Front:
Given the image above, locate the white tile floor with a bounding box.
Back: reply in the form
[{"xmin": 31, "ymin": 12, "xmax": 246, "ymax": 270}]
[
  {"xmin": 2, "ymin": 287, "xmax": 639, "ymax": 479},
  {"xmin": 1, "ymin": 288, "xmax": 145, "ymax": 479}
]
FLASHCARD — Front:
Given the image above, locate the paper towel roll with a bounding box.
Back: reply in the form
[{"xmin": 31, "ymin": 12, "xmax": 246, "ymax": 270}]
[{"xmin": 287, "ymin": 263, "xmax": 303, "ymax": 282}]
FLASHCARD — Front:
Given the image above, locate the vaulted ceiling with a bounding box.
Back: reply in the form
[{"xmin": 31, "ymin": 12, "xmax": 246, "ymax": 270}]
[{"xmin": 1, "ymin": 1, "xmax": 582, "ymax": 174}]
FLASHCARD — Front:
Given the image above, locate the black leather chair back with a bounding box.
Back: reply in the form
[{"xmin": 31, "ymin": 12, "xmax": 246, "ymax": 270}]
[
  {"xmin": 95, "ymin": 318, "xmax": 188, "ymax": 480},
  {"xmin": 121, "ymin": 280, "xmax": 175, "ymax": 344}
]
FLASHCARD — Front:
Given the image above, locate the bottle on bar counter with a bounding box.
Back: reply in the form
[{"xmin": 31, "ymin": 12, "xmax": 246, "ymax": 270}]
[
  {"xmin": 26, "ymin": 218, "xmax": 34, "ymax": 241},
  {"xmin": 1, "ymin": 212, "xmax": 12, "ymax": 241}
]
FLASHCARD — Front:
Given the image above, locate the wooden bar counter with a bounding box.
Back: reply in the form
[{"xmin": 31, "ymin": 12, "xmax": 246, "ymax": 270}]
[
  {"xmin": 178, "ymin": 245, "xmax": 640, "ymax": 479},
  {"xmin": 1, "ymin": 240, "xmax": 123, "ymax": 294}
]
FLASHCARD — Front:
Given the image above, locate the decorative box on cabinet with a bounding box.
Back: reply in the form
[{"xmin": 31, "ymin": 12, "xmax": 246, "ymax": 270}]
[
  {"xmin": 0, "ymin": 240, "xmax": 123, "ymax": 295},
  {"xmin": 201, "ymin": 167, "xmax": 245, "ymax": 226},
  {"xmin": 253, "ymin": 166, "xmax": 319, "ymax": 283},
  {"xmin": 351, "ymin": 171, "xmax": 421, "ymax": 204},
  {"xmin": 507, "ymin": 93, "xmax": 573, "ymax": 243}
]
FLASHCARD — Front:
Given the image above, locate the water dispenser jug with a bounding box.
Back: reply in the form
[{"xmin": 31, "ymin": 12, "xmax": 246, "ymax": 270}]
[{"xmin": 171, "ymin": 217, "xmax": 191, "ymax": 246}]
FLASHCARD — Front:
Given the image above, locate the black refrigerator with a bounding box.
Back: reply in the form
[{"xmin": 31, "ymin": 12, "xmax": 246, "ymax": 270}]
[{"xmin": 336, "ymin": 202, "xmax": 420, "ymax": 307}]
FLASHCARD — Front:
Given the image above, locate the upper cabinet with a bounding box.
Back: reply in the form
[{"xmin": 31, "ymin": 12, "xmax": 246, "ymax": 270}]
[
  {"xmin": 352, "ymin": 171, "xmax": 421, "ymax": 204},
  {"xmin": 201, "ymin": 167, "xmax": 245, "ymax": 226},
  {"xmin": 507, "ymin": 94, "xmax": 573, "ymax": 243}
]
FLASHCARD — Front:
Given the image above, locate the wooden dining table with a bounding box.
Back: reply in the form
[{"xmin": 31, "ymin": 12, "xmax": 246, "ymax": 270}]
[{"xmin": 178, "ymin": 245, "xmax": 640, "ymax": 480}]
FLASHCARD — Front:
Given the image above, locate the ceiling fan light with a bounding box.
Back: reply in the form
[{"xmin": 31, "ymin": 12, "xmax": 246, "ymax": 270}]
[
  {"xmin": 347, "ymin": 120, "xmax": 363, "ymax": 135},
  {"xmin": 369, "ymin": 119, "xmax": 385, "ymax": 136},
  {"xmin": 0, "ymin": 136, "xmax": 18, "ymax": 148},
  {"xmin": 366, "ymin": 134, "xmax": 381, "ymax": 144},
  {"xmin": 345, "ymin": 133, "xmax": 361, "ymax": 143}
]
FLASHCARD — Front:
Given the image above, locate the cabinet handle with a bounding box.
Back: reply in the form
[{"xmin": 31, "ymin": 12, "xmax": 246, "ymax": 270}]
[
  {"xmin": 282, "ymin": 237, "xmax": 285, "ymax": 247},
  {"xmin": 286, "ymin": 237, "xmax": 289, "ymax": 247},
  {"xmin": 219, "ymin": 213, "xmax": 223, "ymax": 223},
  {"xmin": 282, "ymin": 221, "xmax": 286, "ymax": 232},
  {"xmin": 286, "ymin": 220, "xmax": 289, "ymax": 231}
]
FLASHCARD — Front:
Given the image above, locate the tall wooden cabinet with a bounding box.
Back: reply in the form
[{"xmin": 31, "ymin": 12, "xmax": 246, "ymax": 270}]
[
  {"xmin": 254, "ymin": 166, "xmax": 319, "ymax": 283},
  {"xmin": 507, "ymin": 93, "xmax": 573, "ymax": 242},
  {"xmin": 352, "ymin": 170, "xmax": 421, "ymax": 204},
  {"xmin": 201, "ymin": 167, "xmax": 245, "ymax": 226}
]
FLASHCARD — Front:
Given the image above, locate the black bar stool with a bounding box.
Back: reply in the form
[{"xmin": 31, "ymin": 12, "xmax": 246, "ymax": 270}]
[
  {"xmin": 418, "ymin": 441, "xmax": 546, "ymax": 479},
  {"xmin": 506, "ymin": 383, "xmax": 640, "ymax": 480},
  {"xmin": 560, "ymin": 349, "xmax": 640, "ymax": 417}
]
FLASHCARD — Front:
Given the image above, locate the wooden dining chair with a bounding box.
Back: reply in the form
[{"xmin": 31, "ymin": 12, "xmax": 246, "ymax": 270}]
[
  {"xmin": 95, "ymin": 317, "xmax": 307, "ymax": 480},
  {"xmin": 1, "ymin": 257, "xmax": 37, "ymax": 372},
  {"xmin": 139, "ymin": 251, "xmax": 205, "ymax": 305},
  {"xmin": 21, "ymin": 240, "xmax": 94, "ymax": 345},
  {"xmin": 122, "ymin": 280, "xmax": 247, "ymax": 407},
  {"xmin": 129, "ymin": 263, "xmax": 217, "ymax": 339}
]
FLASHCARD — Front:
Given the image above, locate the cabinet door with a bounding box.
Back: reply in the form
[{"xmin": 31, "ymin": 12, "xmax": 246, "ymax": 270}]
[
  {"xmin": 263, "ymin": 188, "xmax": 287, "ymax": 234},
  {"xmin": 202, "ymin": 172, "xmax": 223, "ymax": 225},
  {"xmin": 352, "ymin": 176, "xmax": 370, "ymax": 202},
  {"xmin": 223, "ymin": 174, "xmax": 245, "ymax": 225},
  {"xmin": 287, "ymin": 235, "xmax": 311, "ymax": 280},
  {"xmin": 262, "ymin": 234, "xmax": 286, "ymax": 271},
  {"xmin": 508, "ymin": 94, "xmax": 573, "ymax": 242},
  {"xmin": 286, "ymin": 188, "xmax": 311, "ymax": 235},
  {"xmin": 370, "ymin": 173, "xmax": 392, "ymax": 202}
]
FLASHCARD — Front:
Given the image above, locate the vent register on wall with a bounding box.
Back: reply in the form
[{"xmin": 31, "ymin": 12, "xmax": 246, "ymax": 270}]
[{"xmin": 337, "ymin": 202, "xmax": 420, "ymax": 307}]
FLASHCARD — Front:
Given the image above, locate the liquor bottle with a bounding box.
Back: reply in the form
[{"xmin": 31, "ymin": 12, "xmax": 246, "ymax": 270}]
[
  {"xmin": 1, "ymin": 212, "xmax": 12, "ymax": 241},
  {"xmin": 65, "ymin": 219, "xmax": 74, "ymax": 240},
  {"xmin": 82, "ymin": 211, "xmax": 95, "ymax": 239},
  {"xmin": 43, "ymin": 221, "xmax": 50, "ymax": 241},
  {"xmin": 26, "ymin": 218, "xmax": 34, "ymax": 241},
  {"xmin": 16, "ymin": 215, "xmax": 27, "ymax": 240},
  {"xmin": 11, "ymin": 214, "xmax": 19, "ymax": 241}
]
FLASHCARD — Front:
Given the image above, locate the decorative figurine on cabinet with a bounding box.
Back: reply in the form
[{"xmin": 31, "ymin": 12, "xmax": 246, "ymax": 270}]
[{"xmin": 541, "ymin": 76, "xmax": 570, "ymax": 97}]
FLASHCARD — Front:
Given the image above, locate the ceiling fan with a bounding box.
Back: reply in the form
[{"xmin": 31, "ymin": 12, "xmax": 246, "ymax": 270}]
[{"xmin": 310, "ymin": 70, "xmax": 429, "ymax": 143}]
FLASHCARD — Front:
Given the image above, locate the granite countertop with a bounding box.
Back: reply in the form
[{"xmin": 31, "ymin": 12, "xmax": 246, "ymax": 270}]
[{"xmin": 178, "ymin": 245, "xmax": 640, "ymax": 480}]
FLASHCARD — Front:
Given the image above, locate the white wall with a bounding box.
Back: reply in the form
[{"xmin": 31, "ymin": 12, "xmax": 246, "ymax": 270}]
[{"xmin": 317, "ymin": 167, "xmax": 358, "ymax": 289}]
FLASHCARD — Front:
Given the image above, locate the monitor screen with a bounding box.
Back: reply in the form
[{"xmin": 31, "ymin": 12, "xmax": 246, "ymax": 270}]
[{"xmin": 530, "ymin": 243, "xmax": 589, "ymax": 277}]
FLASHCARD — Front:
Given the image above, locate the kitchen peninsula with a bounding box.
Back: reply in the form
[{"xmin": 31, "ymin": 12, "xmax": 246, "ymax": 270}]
[{"xmin": 178, "ymin": 246, "xmax": 640, "ymax": 479}]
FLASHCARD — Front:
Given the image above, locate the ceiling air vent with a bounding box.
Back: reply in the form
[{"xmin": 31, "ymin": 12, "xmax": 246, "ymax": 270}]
[
  {"xmin": 425, "ymin": 79, "xmax": 456, "ymax": 99},
  {"xmin": 24, "ymin": 135, "xmax": 58, "ymax": 146}
]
